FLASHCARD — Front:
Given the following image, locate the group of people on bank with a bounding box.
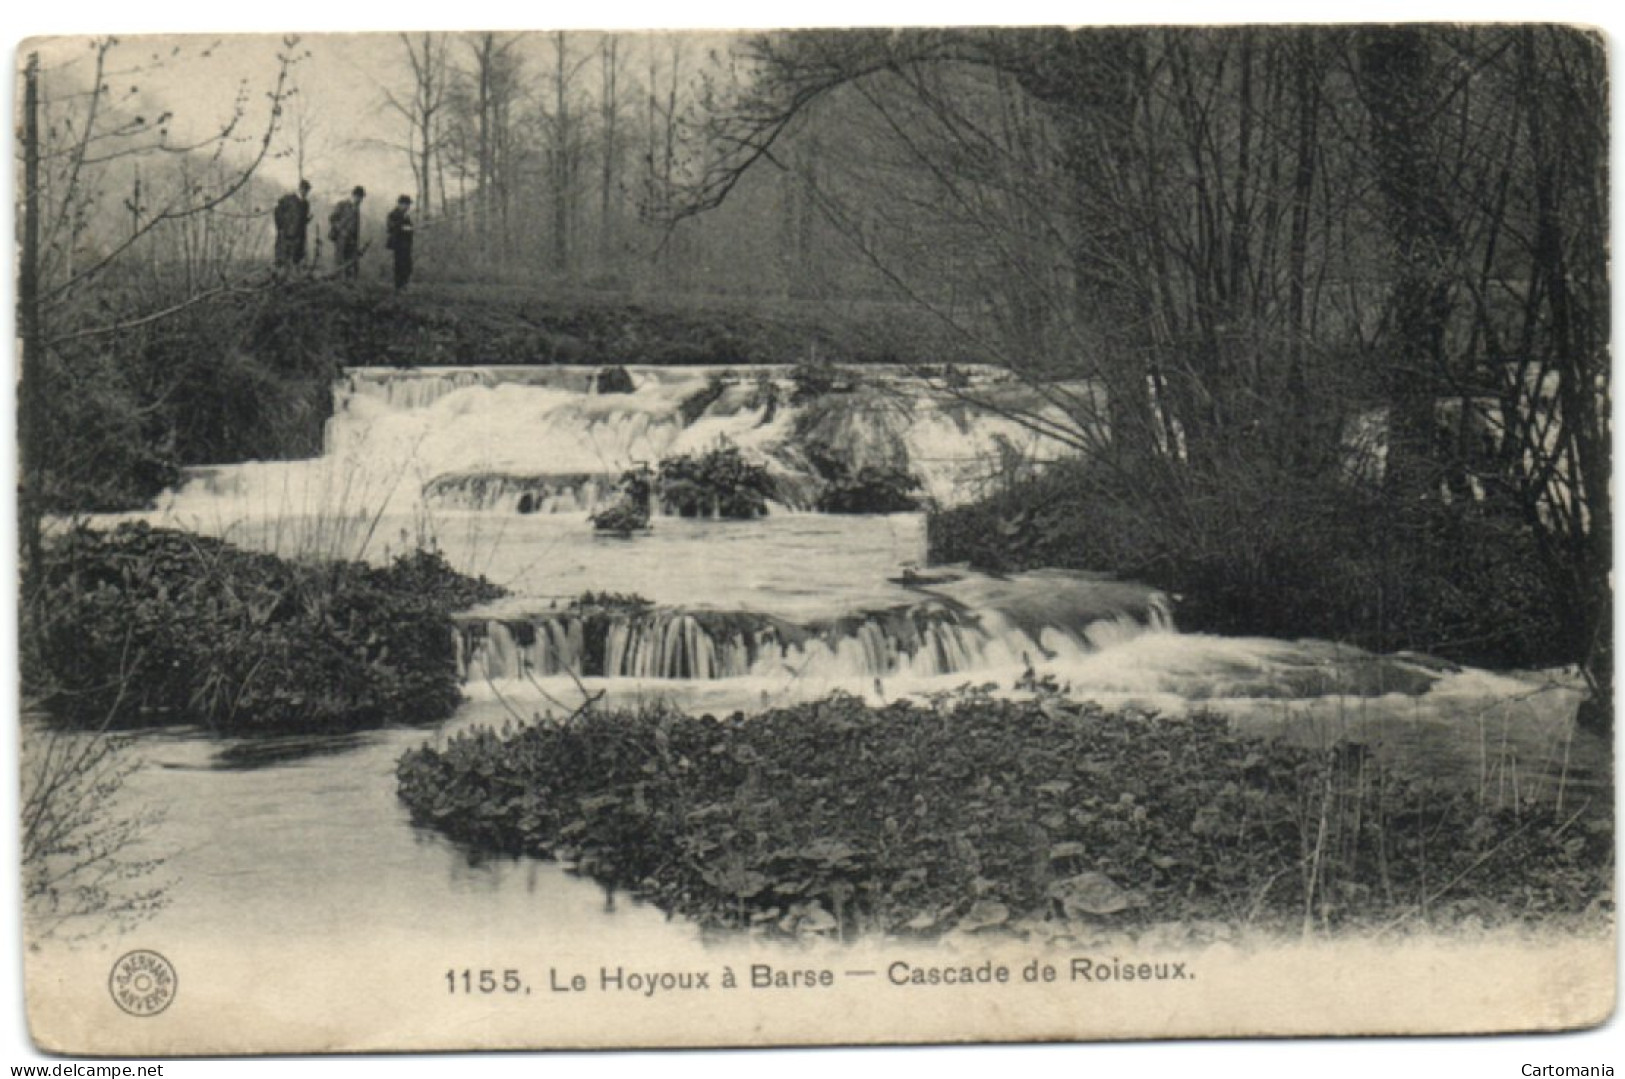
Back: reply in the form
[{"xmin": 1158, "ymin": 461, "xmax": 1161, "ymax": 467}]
[{"xmin": 273, "ymin": 181, "xmax": 415, "ymax": 290}]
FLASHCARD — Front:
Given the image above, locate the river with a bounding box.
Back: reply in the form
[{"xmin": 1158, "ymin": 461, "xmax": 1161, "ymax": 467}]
[{"xmin": 35, "ymin": 365, "xmax": 1604, "ymax": 957}]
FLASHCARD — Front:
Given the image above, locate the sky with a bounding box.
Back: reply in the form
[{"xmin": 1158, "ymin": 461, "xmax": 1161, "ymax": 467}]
[
  {"xmin": 5, "ymin": 1, "xmax": 1625, "ymax": 1076},
  {"xmin": 26, "ymin": 33, "xmax": 487, "ymax": 220},
  {"xmin": 25, "ymin": 29, "xmax": 745, "ymax": 230}
]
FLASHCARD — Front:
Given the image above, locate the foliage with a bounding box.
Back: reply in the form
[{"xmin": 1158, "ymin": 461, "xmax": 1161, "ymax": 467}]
[
  {"xmin": 381, "ymin": 547, "xmax": 510, "ymax": 611},
  {"xmin": 25, "ymin": 345, "xmax": 182, "ymax": 513},
  {"xmin": 928, "ymin": 459, "xmax": 1576, "ymax": 671},
  {"xmin": 590, "ymin": 502, "xmax": 651, "ymax": 534},
  {"xmin": 29, "ymin": 283, "xmax": 343, "ymax": 513},
  {"xmin": 656, "ymin": 444, "xmax": 774, "ymax": 519},
  {"xmin": 19, "ymin": 39, "xmax": 300, "ymax": 548},
  {"xmin": 397, "ymin": 690, "xmax": 1612, "ymax": 937},
  {"xmin": 681, "ymin": 25, "xmax": 1610, "ymax": 726},
  {"xmin": 591, "ymin": 467, "xmax": 653, "ymax": 534},
  {"xmin": 158, "ymin": 288, "xmax": 341, "ymax": 463},
  {"xmin": 24, "ymin": 523, "xmax": 505, "ymax": 733},
  {"xmin": 810, "ymin": 455, "xmax": 922, "ymax": 514}
]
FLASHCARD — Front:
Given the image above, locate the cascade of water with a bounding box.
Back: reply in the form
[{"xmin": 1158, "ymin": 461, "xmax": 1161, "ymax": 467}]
[
  {"xmin": 322, "ymin": 366, "xmax": 1081, "ymax": 513},
  {"xmin": 424, "ymin": 474, "xmax": 619, "ymax": 514},
  {"xmin": 136, "ymin": 364, "xmax": 1096, "ymax": 550},
  {"xmin": 458, "ymin": 594, "xmax": 1173, "ymax": 684},
  {"xmin": 345, "ymin": 369, "xmax": 498, "ymax": 410}
]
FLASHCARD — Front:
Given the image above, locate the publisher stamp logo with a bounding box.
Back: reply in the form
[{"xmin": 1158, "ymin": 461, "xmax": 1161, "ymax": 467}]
[{"xmin": 109, "ymin": 950, "xmax": 177, "ymax": 1017}]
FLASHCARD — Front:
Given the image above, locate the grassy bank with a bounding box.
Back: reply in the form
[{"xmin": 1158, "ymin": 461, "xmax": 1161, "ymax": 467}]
[
  {"xmin": 927, "ymin": 459, "xmax": 1576, "ymax": 673},
  {"xmin": 24, "ymin": 523, "xmax": 505, "ymax": 733},
  {"xmin": 250, "ymin": 278, "xmax": 980, "ymax": 371},
  {"xmin": 35, "ymin": 276, "xmax": 981, "ymax": 516},
  {"xmin": 396, "ymin": 690, "xmax": 1611, "ymax": 939}
]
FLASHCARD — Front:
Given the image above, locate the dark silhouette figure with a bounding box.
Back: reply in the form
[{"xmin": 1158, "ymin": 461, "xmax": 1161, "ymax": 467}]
[
  {"xmin": 385, "ymin": 196, "xmax": 414, "ymax": 291},
  {"xmin": 272, "ymin": 180, "xmax": 312, "ymax": 275},
  {"xmin": 328, "ymin": 186, "xmax": 365, "ymax": 279}
]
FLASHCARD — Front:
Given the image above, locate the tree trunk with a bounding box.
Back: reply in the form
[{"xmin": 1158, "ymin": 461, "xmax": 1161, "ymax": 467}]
[
  {"xmin": 1358, "ymin": 27, "xmax": 1455, "ymax": 503},
  {"xmin": 553, "ymin": 32, "xmax": 571, "ymax": 275},
  {"xmin": 599, "ymin": 36, "xmax": 619, "ymax": 272},
  {"xmin": 1520, "ymin": 28, "xmax": 1612, "ymax": 731},
  {"xmin": 19, "ymin": 52, "xmax": 44, "ymax": 567}
]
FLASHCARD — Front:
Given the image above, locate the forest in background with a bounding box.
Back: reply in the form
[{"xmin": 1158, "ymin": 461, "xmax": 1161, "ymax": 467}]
[{"xmin": 15, "ymin": 26, "xmax": 1611, "ymax": 727}]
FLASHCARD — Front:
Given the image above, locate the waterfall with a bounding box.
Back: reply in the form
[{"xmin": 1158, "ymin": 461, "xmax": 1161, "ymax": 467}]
[
  {"xmin": 423, "ymin": 473, "xmax": 619, "ymax": 514},
  {"xmin": 140, "ymin": 364, "xmax": 1088, "ymax": 539},
  {"xmin": 321, "ymin": 365, "xmax": 1079, "ymax": 512},
  {"xmin": 99, "ymin": 362, "xmax": 1501, "ymax": 711},
  {"xmin": 456, "ymin": 595, "xmax": 1174, "ymax": 684}
]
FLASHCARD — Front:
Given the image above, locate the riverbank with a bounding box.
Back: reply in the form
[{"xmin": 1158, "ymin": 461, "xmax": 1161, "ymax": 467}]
[
  {"xmin": 395, "ymin": 689, "xmax": 1613, "ymax": 941},
  {"xmin": 35, "ymin": 277, "xmax": 981, "ymax": 516},
  {"xmin": 926, "ymin": 458, "xmax": 1581, "ymax": 676},
  {"xmin": 286, "ymin": 279, "xmax": 980, "ymax": 369}
]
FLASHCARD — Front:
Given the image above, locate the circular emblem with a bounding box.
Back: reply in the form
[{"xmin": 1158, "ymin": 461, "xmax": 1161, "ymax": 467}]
[{"xmin": 109, "ymin": 950, "xmax": 177, "ymax": 1017}]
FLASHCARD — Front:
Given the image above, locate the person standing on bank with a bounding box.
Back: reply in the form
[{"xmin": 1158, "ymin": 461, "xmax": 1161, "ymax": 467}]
[
  {"xmin": 385, "ymin": 195, "xmax": 414, "ymax": 291},
  {"xmin": 328, "ymin": 186, "xmax": 365, "ymax": 279},
  {"xmin": 272, "ymin": 180, "xmax": 312, "ymax": 276}
]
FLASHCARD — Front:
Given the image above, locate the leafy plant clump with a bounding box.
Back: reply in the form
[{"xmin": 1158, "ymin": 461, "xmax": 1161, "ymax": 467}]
[
  {"xmin": 657, "ymin": 444, "xmax": 775, "ymax": 519},
  {"xmin": 591, "ymin": 467, "xmax": 653, "ymax": 535},
  {"xmin": 24, "ymin": 523, "xmax": 505, "ymax": 733},
  {"xmin": 396, "ymin": 691, "xmax": 1611, "ymax": 939},
  {"xmin": 814, "ymin": 461, "xmax": 923, "ymax": 514}
]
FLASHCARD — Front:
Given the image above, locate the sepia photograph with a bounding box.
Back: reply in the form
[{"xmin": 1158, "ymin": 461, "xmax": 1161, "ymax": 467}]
[{"xmin": 6, "ymin": 8, "xmax": 1616, "ymax": 1067}]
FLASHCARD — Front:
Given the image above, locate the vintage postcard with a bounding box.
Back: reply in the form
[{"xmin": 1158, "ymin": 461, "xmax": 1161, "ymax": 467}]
[{"xmin": 10, "ymin": 22, "xmax": 1615, "ymax": 1060}]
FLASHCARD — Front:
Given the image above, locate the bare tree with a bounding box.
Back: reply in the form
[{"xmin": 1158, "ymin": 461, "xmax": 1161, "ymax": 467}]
[
  {"xmin": 22, "ymin": 719, "xmax": 170, "ymax": 942},
  {"xmin": 665, "ymin": 26, "xmax": 1610, "ymax": 711},
  {"xmin": 446, "ymin": 32, "xmax": 527, "ymax": 265},
  {"xmin": 18, "ymin": 36, "xmax": 297, "ymax": 560},
  {"xmin": 538, "ymin": 31, "xmax": 593, "ymax": 274},
  {"xmin": 381, "ymin": 32, "xmax": 450, "ymax": 221},
  {"xmin": 598, "ymin": 35, "xmax": 624, "ymax": 271}
]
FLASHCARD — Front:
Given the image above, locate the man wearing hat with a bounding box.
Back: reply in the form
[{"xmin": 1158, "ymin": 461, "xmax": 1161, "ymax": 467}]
[
  {"xmin": 385, "ymin": 195, "xmax": 415, "ymax": 291},
  {"xmin": 329, "ymin": 186, "xmax": 366, "ymax": 279},
  {"xmin": 272, "ymin": 180, "xmax": 312, "ymax": 275}
]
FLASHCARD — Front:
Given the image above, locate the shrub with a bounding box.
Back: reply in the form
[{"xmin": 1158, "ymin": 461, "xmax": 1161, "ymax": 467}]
[
  {"xmin": 928, "ymin": 457, "xmax": 1576, "ymax": 671},
  {"xmin": 657, "ymin": 445, "xmax": 774, "ymax": 520},
  {"xmin": 812, "ymin": 459, "xmax": 922, "ymax": 514},
  {"xmin": 22, "ymin": 727, "xmax": 169, "ymax": 940},
  {"xmin": 28, "ymin": 344, "xmax": 181, "ymax": 512},
  {"xmin": 24, "ymin": 523, "xmax": 504, "ymax": 733},
  {"xmin": 591, "ymin": 468, "xmax": 653, "ymax": 534}
]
